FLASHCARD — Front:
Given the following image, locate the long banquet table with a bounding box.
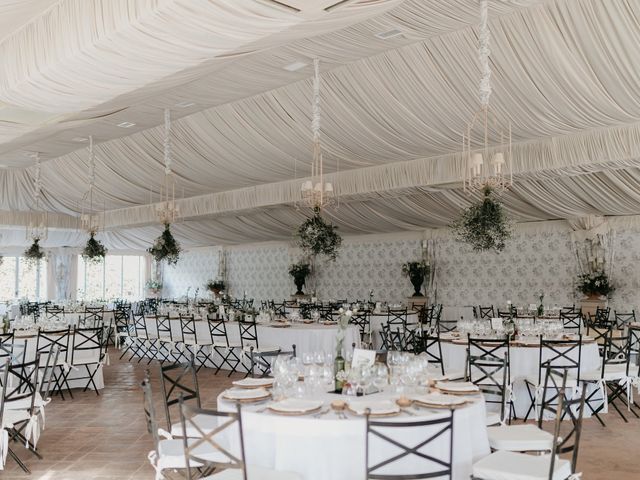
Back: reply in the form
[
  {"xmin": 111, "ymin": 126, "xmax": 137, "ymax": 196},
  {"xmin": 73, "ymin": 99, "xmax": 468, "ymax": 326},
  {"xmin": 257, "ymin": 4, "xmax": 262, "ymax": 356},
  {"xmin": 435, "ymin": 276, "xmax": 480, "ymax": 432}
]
[
  {"xmin": 217, "ymin": 390, "xmax": 489, "ymax": 480},
  {"xmin": 142, "ymin": 317, "xmax": 361, "ymax": 370}
]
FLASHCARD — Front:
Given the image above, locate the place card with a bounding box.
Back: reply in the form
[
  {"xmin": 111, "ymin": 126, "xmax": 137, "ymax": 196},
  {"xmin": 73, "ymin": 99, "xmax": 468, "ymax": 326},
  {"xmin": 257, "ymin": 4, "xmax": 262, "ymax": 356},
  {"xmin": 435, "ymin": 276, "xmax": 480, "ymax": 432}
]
[
  {"xmin": 351, "ymin": 348, "xmax": 376, "ymax": 368},
  {"xmin": 490, "ymin": 317, "xmax": 503, "ymax": 330}
]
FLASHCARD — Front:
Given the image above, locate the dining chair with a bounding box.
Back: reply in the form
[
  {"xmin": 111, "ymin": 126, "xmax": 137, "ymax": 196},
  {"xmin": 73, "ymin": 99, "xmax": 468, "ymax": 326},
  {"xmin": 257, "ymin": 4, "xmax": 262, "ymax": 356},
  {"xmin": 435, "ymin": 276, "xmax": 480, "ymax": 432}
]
[
  {"xmin": 523, "ymin": 336, "xmax": 583, "ymax": 421},
  {"xmin": 159, "ymin": 355, "xmax": 201, "ymax": 436},
  {"xmin": 560, "ymin": 311, "xmax": 583, "ymax": 333},
  {"xmin": 44, "ymin": 305, "xmax": 64, "ymax": 322},
  {"xmin": 66, "ymin": 326, "xmax": 104, "ymax": 394},
  {"xmin": 237, "ymin": 320, "xmax": 280, "ymax": 376},
  {"xmin": 472, "ymin": 382, "xmax": 587, "ymax": 480},
  {"xmin": 365, "ymin": 408, "xmax": 455, "ymax": 479},
  {"xmin": 249, "ymin": 344, "xmax": 296, "ymax": 378},
  {"xmin": 179, "ymin": 398, "xmax": 302, "ymax": 480},
  {"xmin": 614, "ymin": 310, "xmax": 636, "ymax": 330},
  {"xmin": 206, "ymin": 315, "xmax": 241, "ymax": 376},
  {"xmin": 35, "ymin": 327, "xmax": 73, "ymax": 400}
]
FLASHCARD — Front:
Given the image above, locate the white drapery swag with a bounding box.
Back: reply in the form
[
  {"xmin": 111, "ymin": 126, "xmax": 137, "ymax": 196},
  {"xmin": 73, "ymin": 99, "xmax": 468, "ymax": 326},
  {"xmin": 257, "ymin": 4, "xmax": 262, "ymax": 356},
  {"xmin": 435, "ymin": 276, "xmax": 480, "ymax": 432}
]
[
  {"xmin": 46, "ymin": 248, "xmax": 79, "ymax": 302},
  {"xmin": 0, "ymin": 1, "xmax": 638, "ymax": 245}
]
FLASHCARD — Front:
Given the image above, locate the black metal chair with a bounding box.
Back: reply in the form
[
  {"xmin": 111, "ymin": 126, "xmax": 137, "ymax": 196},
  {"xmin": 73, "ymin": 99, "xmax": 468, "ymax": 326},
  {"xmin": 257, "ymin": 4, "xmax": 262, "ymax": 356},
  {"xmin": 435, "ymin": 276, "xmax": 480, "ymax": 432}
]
[
  {"xmin": 159, "ymin": 356, "xmax": 200, "ymax": 435},
  {"xmin": 366, "ymin": 408, "xmax": 455, "ymax": 479}
]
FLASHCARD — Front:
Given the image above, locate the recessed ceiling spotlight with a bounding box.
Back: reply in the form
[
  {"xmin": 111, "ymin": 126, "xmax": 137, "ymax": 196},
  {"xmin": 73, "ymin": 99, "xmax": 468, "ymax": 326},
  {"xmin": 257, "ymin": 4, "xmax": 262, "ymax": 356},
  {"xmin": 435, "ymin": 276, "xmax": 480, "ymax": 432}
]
[
  {"xmin": 116, "ymin": 121, "xmax": 136, "ymax": 128},
  {"xmin": 71, "ymin": 137, "xmax": 88, "ymax": 142},
  {"xmin": 375, "ymin": 28, "xmax": 403, "ymax": 40},
  {"xmin": 175, "ymin": 101, "xmax": 195, "ymax": 108},
  {"xmin": 283, "ymin": 61, "xmax": 308, "ymax": 72}
]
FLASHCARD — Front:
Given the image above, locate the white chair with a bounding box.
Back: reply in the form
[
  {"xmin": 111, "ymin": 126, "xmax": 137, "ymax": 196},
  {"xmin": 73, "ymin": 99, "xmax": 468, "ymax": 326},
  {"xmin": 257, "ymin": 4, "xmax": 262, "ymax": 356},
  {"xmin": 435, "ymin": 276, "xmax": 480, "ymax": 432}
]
[{"xmin": 473, "ymin": 381, "xmax": 586, "ymax": 480}]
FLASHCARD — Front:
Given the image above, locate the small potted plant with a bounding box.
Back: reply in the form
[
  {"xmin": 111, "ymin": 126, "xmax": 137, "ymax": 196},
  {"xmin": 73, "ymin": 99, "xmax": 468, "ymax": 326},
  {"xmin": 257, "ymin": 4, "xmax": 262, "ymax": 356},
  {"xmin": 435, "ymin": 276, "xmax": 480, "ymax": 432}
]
[
  {"xmin": 577, "ymin": 271, "xmax": 614, "ymax": 299},
  {"xmin": 206, "ymin": 279, "xmax": 226, "ymax": 296},
  {"xmin": 402, "ymin": 260, "xmax": 430, "ymax": 297},
  {"xmin": 288, "ymin": 263, "xmax": 311, "ymax": 295},
  {"xmin": 145, "ymin": 280, "xmax": 163, "ymax": 297}
]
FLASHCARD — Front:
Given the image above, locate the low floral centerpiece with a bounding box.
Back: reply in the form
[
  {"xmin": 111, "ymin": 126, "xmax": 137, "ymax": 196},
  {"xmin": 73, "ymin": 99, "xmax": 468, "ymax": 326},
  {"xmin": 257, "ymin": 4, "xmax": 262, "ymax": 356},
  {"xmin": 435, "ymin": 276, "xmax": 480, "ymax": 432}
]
[
  {"xmin": 401, "ymin": 260, "xmax": 430, "ymax": 297},
  {"xmin": 296, "ymin": 206, "xmax": 342, "ymax": 261},
  {"xmin": 578, "ymin": 271, "xmax": 614, "ymax": 299},
  {"xmin": 288, "ymin": 263, "xmax": 311, "ymax": 295},
  {"xmin": 145, "ymin": 280, "xmax": 162, "ymax": 296},
  {"xmin": 148, "ymin": 223, "xmax": 181, "ymax": 265}
]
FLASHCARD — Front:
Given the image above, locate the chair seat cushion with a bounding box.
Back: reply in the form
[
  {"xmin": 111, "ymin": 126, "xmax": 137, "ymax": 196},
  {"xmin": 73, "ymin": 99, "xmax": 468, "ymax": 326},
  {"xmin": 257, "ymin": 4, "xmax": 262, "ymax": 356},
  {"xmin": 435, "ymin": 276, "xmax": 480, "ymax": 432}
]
[
  {"xmin": 581, "ymin": 364, "xmax": 627, "ymax": 382},
  {"xmin": 204, "ymin": 465, "xmax": 302, "ymax": 480},
  {"xmin": 473, "ymin": 450, "xmax": 572, "ymax": 480},
  {"xmin": 170, "ymin": 413, "xmax": 219, "ymax": 438},
  {"xmin": 3, "ymin": 409, "xmax": 31, "ymax": 428},
  {"xmin": 485, "ymin": 412, "xmax": 502, "ymax": 427},
  {"xmin": 487, "ymin": 424, "xmax": 554, "ymax": 451},
  {"xmin": 156, "ymin": 438, "xmax": 228, "ymax": 470}
]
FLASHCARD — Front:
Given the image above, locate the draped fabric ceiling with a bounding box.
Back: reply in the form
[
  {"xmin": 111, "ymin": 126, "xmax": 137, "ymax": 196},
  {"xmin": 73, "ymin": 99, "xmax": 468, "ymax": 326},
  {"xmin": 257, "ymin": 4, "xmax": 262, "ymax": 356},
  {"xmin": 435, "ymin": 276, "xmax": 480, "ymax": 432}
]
[{"xmin": 0, "ymin": 0, "xmax": 639, "ymax": 251}]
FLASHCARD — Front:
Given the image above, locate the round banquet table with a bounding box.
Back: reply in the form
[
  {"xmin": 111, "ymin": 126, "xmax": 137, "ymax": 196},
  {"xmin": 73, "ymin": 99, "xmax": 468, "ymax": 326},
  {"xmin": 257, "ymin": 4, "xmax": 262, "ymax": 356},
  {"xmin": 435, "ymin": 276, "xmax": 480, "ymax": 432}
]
[
  {"xmin": 439, "ymin": 335, "xmax": 601, "ymax": 417},
  {"xmin": 216, "ymin": 390, "xmax": 490, "ymax": 480},
  {"xmin": 143, "ymin": 318, "xmax": 361, "ymax": 371},
  {"xmin": 63, "ymin": 310, "xmax": 115, "ymax": 326}
]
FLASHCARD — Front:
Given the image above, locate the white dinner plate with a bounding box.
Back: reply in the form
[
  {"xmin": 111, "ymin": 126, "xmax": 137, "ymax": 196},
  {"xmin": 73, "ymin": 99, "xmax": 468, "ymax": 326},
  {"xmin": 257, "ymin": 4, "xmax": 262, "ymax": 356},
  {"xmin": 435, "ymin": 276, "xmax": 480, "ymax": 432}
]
[
  {"xmin": 435, "ymin": 381, "xmax": 479, "ymax": 393},
  {"xmin": 348, "ymin": 399, "xmax": 401, "ymax": 416},
  {"xmin": 222, "ymin": 387, "xmax": 271, "ymax": 402},
  {"xmin": 232, "ymin": 377, "xmax": 275, "ymax": 389},
  {"xmin": 268, "ymin": 399, "xmax": 323, "ymax": 415}
]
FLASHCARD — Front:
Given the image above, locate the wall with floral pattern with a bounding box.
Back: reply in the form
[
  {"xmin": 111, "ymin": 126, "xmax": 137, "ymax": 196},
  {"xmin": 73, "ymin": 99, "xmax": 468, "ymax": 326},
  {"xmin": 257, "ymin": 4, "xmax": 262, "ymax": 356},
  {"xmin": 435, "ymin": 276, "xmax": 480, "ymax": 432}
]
[{"xmin": 163, "ymin": 225, "xmax": 640, "ymax": 317}]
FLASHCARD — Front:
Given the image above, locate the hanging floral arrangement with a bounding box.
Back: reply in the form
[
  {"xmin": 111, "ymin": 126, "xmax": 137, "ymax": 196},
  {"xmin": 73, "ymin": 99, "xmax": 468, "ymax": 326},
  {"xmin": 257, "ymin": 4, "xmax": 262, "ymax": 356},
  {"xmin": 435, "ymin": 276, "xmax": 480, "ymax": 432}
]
[
  {"xmin": 82, "ymin": 231, "xmax": 107, "ymax": 264},
  {"xmin": 24, "ymin": 238, "xmax": 46, "ymax": 265},
  {"xmin": 296, "ymin": 206, "xmax": 342, "ymax": 261},
  {"xmin": 452, "ymin": 186, "xmax": 512, "ymax": 252},
  {"xmin": 148, "ymin": 223, "xmax": 181, "ymax": 265}
]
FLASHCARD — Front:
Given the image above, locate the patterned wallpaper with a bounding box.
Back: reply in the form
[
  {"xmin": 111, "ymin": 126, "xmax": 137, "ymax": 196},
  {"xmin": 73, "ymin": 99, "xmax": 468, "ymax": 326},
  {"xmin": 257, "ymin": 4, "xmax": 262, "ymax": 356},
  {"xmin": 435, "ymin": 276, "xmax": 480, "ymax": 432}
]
[
  {"xmin": 162, "ymin": 226, "xmax": 640, "ymax": 317},
  {"xmin": 162, "ymin": 247, "xmax": 221, "ymax": 299}
]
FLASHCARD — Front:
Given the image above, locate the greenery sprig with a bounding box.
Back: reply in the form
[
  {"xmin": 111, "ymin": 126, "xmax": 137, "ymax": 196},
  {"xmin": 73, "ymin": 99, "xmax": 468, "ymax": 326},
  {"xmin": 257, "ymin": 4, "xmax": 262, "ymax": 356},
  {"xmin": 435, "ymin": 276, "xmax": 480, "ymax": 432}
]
[
  {"xmin": 148, "ymin": 223, "xmax": 182, "ymax": 265},
  {"xmin": 82, "ymin": 232, "xmax": 107, "ymax": 264},
  {"xmin": 24, "ymin": 238, "xmax": 46, "ymax": 265},
  {"xmin": 296, "ymin": 206, "xmax": 342, "ymax": 261},
  {"xmin": 452, "ymin": 187, "xmax": 512, "ymax": 252}
]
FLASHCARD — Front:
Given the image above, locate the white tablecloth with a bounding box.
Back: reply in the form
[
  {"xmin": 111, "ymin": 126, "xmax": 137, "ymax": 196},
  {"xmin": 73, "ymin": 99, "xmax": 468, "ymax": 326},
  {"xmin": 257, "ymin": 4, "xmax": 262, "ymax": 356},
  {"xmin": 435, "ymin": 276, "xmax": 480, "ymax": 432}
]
[
  {"xmin": 142, "ymin": 318, "xmax": 361, "ymax": 371},
  {"xmin": 56, "ymin": 310, "xmax": 115, "ymax": 326},
  {"xmin": 441, "ymin": 340, "xmax": 600, "ymax": 417},
  {"xmin": 217, "ymin": 391, "xmax": 489, "ymax": 480}
]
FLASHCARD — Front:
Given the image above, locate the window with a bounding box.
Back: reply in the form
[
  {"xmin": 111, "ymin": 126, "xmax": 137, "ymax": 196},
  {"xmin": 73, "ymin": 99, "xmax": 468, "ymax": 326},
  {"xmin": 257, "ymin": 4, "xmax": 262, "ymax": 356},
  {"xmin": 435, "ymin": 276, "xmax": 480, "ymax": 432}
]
[
  {"xmin": 0, "ymin": 257, "xmax": 47, "ymax": 301},
  {"xmin": 77, "ymin": 255, "xmax": 146, "ymax": 301}
]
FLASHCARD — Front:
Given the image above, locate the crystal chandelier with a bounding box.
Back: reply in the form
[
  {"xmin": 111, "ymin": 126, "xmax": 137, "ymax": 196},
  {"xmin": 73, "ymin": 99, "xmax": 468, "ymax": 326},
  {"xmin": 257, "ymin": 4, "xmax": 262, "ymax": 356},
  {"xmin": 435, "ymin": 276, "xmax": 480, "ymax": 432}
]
[
  {"xmin": 26, "ymin": 152, "xmax": 48, "ymax": 241},
  {"xmin": 80, "ymin": 136, "xmax": 104, "ymax": 234},
  {"xmin": 463, "ymin": 0, "xmax": 512, "ymax": 193},
  {"xmin": 156, "ymin": 109, "xmax": 180, "ymax": 224},
  {"xmin": 300, "ymin": 59, "xmax": 335, "ymax": 209}
]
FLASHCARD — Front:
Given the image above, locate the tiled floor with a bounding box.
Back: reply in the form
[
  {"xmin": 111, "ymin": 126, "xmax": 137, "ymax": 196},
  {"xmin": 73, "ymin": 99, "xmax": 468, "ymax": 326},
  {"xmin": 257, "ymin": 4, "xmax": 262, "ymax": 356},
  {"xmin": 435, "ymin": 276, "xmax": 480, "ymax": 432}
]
[{"xmin": 2, "ymin": 355, "xmax": 638, "ymax": 479}]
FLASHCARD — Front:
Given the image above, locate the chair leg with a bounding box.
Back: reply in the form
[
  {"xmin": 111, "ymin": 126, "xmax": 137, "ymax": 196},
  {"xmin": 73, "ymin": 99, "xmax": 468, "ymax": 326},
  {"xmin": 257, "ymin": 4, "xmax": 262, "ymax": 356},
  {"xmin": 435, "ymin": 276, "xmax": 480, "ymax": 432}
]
[{"xmin": 7, "ymin": 447, "xmax": 30, "ymax": 474}]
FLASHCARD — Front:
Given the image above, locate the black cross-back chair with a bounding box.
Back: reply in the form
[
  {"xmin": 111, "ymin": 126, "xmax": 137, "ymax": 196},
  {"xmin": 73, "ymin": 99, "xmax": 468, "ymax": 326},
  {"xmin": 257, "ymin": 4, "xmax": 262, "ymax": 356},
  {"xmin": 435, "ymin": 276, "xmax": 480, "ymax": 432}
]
[
  {"xmin": 35, "ymin": 327, "xmax": 73, "ymax": 400},
  {"xmin": 585, "ymin": 318, "xmax": 611, "ymax": 358},
  {"xmin": 179, "ymin": 314, "xmax": 211, "ymax": 370},
  {"xmin": 238, "ymin": 320, "xmax": 280, "ymax": 376},
  {"xmin": 597, "ymin": 331, "xmax": 637, "ymax": 423},
  {"xmin": 467, "ymin": 336, "xmax": 513, "ymax": 423},
  {"xmin": 159, "ymin": 355, "xmax": 200, "ymax": 431},
  {"xmin": 130, "ymin": 311, "xmax": 151, "ymax": 362},
  {"xmin": 179, "ymin": 399, "xmax": 245, "ymax": 480},
  {"xmin": 153, "ymin": 314, "xmax": 176, "ymax": 363},
  {"xmin": 81, "ymin": 306, "xmax": 104, "ymax": 327},
  {"xmin": 380, "ymin": 324, "xmax": 414, "ymax": 352},
  {"xmin": 592, "ymin": 306, "xmax": 611, "ymax": 328},
  {"xmin": 2, "ymin": 354, "xmax": 42, "ymax": 472},
  {"xmin": 560, "ymin": 311, "xmax": 583, "ymax": 333},
  {"xmin": 66, "ymin": 326, "xmax": 104, "ymax": 394},
  {"xmin": 270, "ymin": 301, "xmax": 287, "ymax": 317},
  {"xmin": 614, "ymin": 310, "xmax": 636, "ymax": 330},
  {"xmin": 413, "ymin": 330, "xmax": 445, "ymax": 376},
  {"xmin": 207, "ymin": 315, "xmax": 241, "ymax": 376},
  {"xmin": 365, "ymin": 408, "xmax": 455, "ymax": 480},
  {"xmin": 387, "ymin": 308, "xmax": 408, "ymax": 327},
  {"xmin": 478, "ymin": 306, "xmax": 494, "ymax": 319},
  {"xmin": 112, "ymin": 304, "xmax": 131, "ymax": 347},
  {"xmin": 44, "ymin": 305, "xmax": 64, "ymax": 322},
  {"xmin": 0, "ymin": 332, "xmax": 14, "ymax": 362},
  {"xmin": 249, "ymin": 344, "xmax": 296, "ymax": 378},
  {"xmin": 349, "ymin": 311, "xmax": 372, "ymax": 347},
  {"xmin": 524, "ymin": 336, "xmax": 583, "ymax": 422}
]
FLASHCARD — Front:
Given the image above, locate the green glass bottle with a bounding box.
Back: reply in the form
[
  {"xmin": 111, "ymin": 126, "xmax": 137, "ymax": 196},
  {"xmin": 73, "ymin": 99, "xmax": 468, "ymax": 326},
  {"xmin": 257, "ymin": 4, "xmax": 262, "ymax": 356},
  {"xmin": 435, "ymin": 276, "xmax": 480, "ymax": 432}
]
[{"xmin": 334, "ymin": 354, "xmax": 345, "ymax": 392}]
